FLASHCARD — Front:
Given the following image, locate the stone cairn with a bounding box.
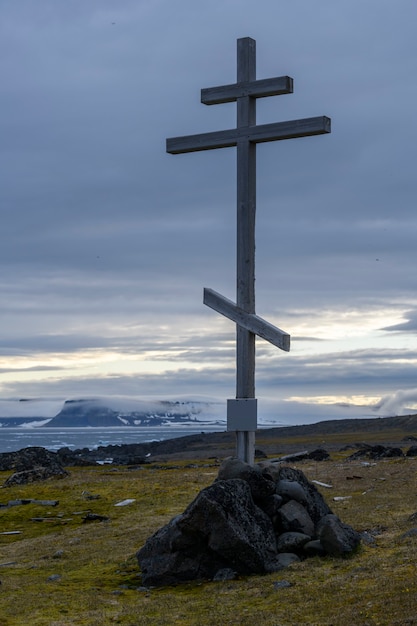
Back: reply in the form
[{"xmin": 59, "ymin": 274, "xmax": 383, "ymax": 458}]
[
  {"xmin": 0, "ymin": 447, "xmax": 69, "ymax": 487},
  {"xmin": 137, "ymin": 458, "xmax": 360, "ymax": 587}
]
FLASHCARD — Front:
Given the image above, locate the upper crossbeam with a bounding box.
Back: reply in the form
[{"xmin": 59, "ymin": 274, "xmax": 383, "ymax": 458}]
[{"xmin": 201, "ymin": 75, "xmax": 293, "ymax": 105}]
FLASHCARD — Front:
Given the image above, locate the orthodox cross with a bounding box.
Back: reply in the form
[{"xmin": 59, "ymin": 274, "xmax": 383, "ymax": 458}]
[{"xmin": 167, "ymin": 37, "xmax": 330, "ymax": 464}]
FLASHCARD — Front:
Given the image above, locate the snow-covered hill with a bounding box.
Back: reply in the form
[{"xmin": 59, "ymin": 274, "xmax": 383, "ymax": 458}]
[{"xmin": 0, "ymin": 397, "xmax": 226, "ymax": 428}]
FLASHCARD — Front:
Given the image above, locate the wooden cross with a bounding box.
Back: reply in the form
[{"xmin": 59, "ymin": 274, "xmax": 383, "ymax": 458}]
[{"xmin": 167, "ymin": 37, "xmax": 330, "ymax": 464}]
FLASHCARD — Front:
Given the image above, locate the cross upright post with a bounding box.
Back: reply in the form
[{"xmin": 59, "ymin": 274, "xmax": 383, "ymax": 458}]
[
  {"xmin": 235, "ymin": 38, "xmax": 257, "ymax": 461},
  {"xmin": 167, "ymin": 37, "xmax": 330, "ymax": 464}
]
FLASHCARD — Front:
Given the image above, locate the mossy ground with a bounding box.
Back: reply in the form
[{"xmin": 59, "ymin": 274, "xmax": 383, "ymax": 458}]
[{"xmin": 0, "ymin": 432, "xmax": 416, "ymax": 625}]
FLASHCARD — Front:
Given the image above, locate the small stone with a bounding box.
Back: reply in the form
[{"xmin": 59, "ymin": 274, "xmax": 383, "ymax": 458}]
[
  {"xmin": 52, "ymin": 550, "xmax": 64, "ymax": 559},
  {"xmin": 400, "ymin": 528, "xmax": 417, "ymax": 540},
  {"xmin": 360, "ymin": 531, "xmax": 376, "ymax": 546},
  {"xmin": 47, "ymin": 574, "xmax": 61, "ymax": 582},
  {"xmin": 213, "ymin": 568, "xmax": 237, "ymax": 581},
  {"xmin": 277, "ymin": 532, "xmax": 311, "ymax": 553},
  {"xmin": 273, "ymin": 580, "xmax": 293, "ymax": 590},
  {"xmin": 82, "ymin": 513, "xmax": 109, "ymax": 523},
  {"xmin": 303, "ymin": 539, "xmax": 326, "ymax": 556},
  {"xmin": 266, "ymin": 553, "xmax": 300, "ymax": 572}
]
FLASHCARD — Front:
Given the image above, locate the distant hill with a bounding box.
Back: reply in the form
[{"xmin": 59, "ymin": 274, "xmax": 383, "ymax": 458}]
[
  {"xmin": 43, "ymin": 398, "xmax": 223, "ymax": 428},
  {"xmin": 258, "ymin": 413, "xmax": 417, "ymax": 438}
]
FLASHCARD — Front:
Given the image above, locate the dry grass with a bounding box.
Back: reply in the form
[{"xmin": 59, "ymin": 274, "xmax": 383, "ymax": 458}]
[{"xmin": 0, "ymin": 437, "xmax": 416, "ymax": 625}]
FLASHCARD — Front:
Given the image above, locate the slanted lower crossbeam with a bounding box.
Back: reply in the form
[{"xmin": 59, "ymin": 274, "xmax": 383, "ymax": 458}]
[{"xmin": 204, "ymin": 288, "xmax": 290, "ymax": 352}]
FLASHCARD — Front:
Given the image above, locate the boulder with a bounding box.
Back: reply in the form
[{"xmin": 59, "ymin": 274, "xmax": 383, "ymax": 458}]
[
  {"xmin": 138, "ymin": 478, "xmax": 277, "ymax": 586},
  {"xmin": 317, "ymin": 514, "xmax": 361, "ymax": 556}
]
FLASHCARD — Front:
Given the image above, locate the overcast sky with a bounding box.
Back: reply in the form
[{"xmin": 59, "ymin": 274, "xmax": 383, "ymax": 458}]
[{"xmin": 1, "ymin": 0, "xmax": 417, "ymax": 422}]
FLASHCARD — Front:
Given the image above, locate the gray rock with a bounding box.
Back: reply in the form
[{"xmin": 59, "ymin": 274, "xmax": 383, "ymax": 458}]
[
  {"xmin": 217, "ymin": 458, "xmax": 276, "ymax": 501},
  {"xmin": 348, "ymin": 445, "xmax": 404, "ymax": 460},
  {"xmin": 213, "ymin": 568, "xmax": 237, "ymax": 581},
  {"xmin": 277, "ymin": 500, "xmax": 315, "ymax": 537},
  {"xmin": 303, "ymin": 539, "xmax": 326, "ymax": 556},
  {"xmin": 1, "ymin": 447, "xmax": 69, "ymax": 487},
  {"xmin": 52, "ymin": 550, "xmax": 64, "ymax": 559},
  {"xmin": 266, "ymin": 552, "xmax": 301, "ymax": 572},
  {"xmin": 258, "ymin": 461, "xmax": 282, "ymax": 483},
  {"xmin": 400, "ymin": 528, "xmax": 417, "ymax": 540},
  {"xmin": 138, "ymin": 514, "xmax": 222, "ymax": 587},
  {"xmin": 276, "ymin": 532, "xmax": 311, "ymax": 553},
  {"xmin": 257, "ymin": 493, "xmax": 283, "ymax": 520},
  {"xmin": 317, "ymin": 514, "xmax": 361, "ymax": 556},
  {"xmin": 276, "ymin": 479, "xmax": 308, "ymax": 504},
  {"xmin": 308, "ymin": 449, "xmax": 330, "ymax": 461},
  {"xmin": 137, "ymin": 479, "xmax": 277, "ymax": 586},
  {"xmin": 180, "ymin": 479, "xmax": 277, "ymax": 570},
  {"xmin": 3, "ymin": 466, "xmax": 69, "ymax": 487},
  {"xmin": 82, "ymin": 513, "xmax": 109, "ymax": 523},
  {"xmin": 360, "ymin": 531, "xmax": 377, "ymax": 546},
  {"xmin": 277, "ymin": 466, "xmax": 332, "ymax": 524},
  {"xmin": 137, "ymin": 463, "xmax": 360, "ymax": 587},
  {"xmin": 273, "ymin": 579, "xmax": 293, "ymax": 589},
  {"xmin": 47, "ymin": 574, "xmax": 61, "ymax": 582}
]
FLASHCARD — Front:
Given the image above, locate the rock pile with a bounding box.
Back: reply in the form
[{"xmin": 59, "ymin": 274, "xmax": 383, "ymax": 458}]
[
  {"xmin": 0, "ymin": 447, "xmax": 69, "ymax": 486},
  {"xmin": 346, "ymin": 444, "xmax": 409, "ymax": 460},
  {"xmin": 137, "ymin": 458, "xmax": 360, "ymax": 587}
]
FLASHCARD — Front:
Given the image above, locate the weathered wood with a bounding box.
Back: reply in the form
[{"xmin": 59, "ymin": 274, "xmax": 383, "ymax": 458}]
[
  {"xmin": 204, "ymin": 288, "xmax": 290, "ymax": 351},
  {"xmin": 166, "ymin": 116, "xmax": 331, "ymax": 154},
  {"xmin": 312, "ymin": 480, "xmax": 333, "ymax": 489},
  {"xmin": 236, "ymin": 430, "xmax": 255, "ymax": 462},
  {"xmin": 235, "ymin": 37, "xmax": 257, "ymax": 464},
  {"xmin": 201, "ymin": 75, "xmax": 293, "ymax": 105},
  {"xmin": 166, "ymin": 36, "xmax": 330, "ymax": 464}
]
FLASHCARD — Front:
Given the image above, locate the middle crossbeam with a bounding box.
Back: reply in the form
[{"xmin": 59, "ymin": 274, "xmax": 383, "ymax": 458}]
[{"xmin": 166, "ymin": 115, "xmax": 330, "ymax": 154}]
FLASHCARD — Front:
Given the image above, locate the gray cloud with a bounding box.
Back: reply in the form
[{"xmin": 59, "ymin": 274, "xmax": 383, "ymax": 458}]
[
  {"xmin": 1, "ymin": 1, "xmax": 417, "ymax": 420},
  {"xmin": 382, "ymin": 311, "xmax": 417, "ymax": 334}
]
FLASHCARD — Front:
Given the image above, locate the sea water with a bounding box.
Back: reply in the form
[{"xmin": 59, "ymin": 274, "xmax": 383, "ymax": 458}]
[{"xmin": 0, "ymin": 425, "xmax": 225, "ymax": 454}]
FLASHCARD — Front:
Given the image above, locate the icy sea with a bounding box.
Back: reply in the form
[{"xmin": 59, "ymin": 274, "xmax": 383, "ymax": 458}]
[
  {"xmin": 0, "ymin": 397, "xmax": 378, "ymax": 454},
  {"xmin": 0, "ymin": 425, "xmax": 226, "ymax": 454}
]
